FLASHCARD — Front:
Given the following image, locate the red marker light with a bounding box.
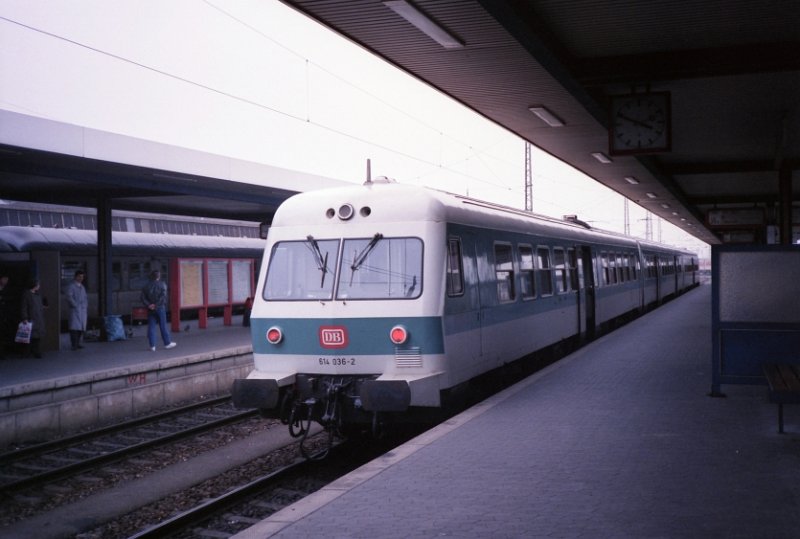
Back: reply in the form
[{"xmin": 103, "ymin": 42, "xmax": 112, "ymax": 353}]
[
  {"xmin": 389, "ymin": 325, "xmax": 408, "ymax": 345},
  {"xmin": 266, "ymin": 326, "xmax": 283, "ymax": 344}
]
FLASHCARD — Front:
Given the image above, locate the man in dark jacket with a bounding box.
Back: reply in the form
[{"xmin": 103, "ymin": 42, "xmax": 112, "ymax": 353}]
[{"xmin": 140, "ymin": 270, "xmax": 176, "ymax": 351}]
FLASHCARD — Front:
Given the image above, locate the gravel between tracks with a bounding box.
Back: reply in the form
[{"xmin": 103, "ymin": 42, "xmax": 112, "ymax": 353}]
[{"xmin": 2, "ymin": 421, "xmax": 324, "ymax": 539}]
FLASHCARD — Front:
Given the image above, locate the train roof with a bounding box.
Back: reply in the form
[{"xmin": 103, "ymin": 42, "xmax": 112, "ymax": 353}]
[
  {"xmin": 0, "ymin": 226, "xmax": 265, "ymax": 257},
  {"xmin": 273, "ymin": 179, "xmax": 696, "ymax": 257}
]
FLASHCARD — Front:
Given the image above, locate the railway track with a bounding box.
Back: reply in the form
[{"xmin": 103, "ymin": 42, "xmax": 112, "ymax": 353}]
[
  {"xmin": 0, "ymin": 395, "xmax": 257, "ymax": 495},
  {"xmin": 126, "ymin": 439, "xmax": 391, "ymax": 539}
]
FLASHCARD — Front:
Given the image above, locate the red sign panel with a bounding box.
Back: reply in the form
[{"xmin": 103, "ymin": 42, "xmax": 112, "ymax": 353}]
[{"xmin": 319, "ymin": 326, "xmax": 348, "ymax": 349}]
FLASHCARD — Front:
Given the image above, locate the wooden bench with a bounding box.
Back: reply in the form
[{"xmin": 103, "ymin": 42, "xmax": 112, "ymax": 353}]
[{"xmin": 762, "ymin": 364, "xmax": 800, "ymax": 433}]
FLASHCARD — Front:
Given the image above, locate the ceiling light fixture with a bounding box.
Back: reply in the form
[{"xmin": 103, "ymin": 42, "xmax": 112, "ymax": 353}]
[
  {"xmin": 645, "ymin": 192, "xmax": 657, "ymax": 199},
  {"xmin": 623, "ymin": 176, "xmax": 639, "ymax": 185},
  {"xmin": 660, "ymin": 203, "xmax": 670, "ymax": 209},
  {"xmin": 591, "ymin": 152, "xmax": 612, "ymax": 164},
  {"xmin": 528, "ymin": 106, "xmax": 564, "ymax": 127},
  {"xmin": 383, "ymin": 1, "xmax": 464, "ymax": 49}
]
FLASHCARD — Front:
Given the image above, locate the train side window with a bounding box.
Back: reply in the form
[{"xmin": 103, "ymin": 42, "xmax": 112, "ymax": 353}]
[
  {"xmin": 553, "ymin": 247, "xmax": 568, "ymax": 293},
  {"xmin": 494, "ymin": 243, "xmax": 515, "ymax": 302},
  {"xmin": 537, "ymin": 246, "xmax": 553, "ymax": 296},
  {"xmin": 518, "ymin": 244, "xmax": 535, "ymax": 299},
  {"xmin": 567, "ymin": 248, "xmax": 579, "ymax": 290},
  {"xmin": 446, "ymin": 238, "xmax": 464, "ymax": 297},
  {"xmin": 600, "ymin": 252, "xmax": 609, "ymax": 285}
]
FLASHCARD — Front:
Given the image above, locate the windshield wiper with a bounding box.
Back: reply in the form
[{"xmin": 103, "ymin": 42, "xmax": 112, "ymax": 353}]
[
  {"xmin": 351, "ymin": 233, "xmax": 383, "ymax": 272},
  {"xmin": 306, "ymin": 235, "xmax": 329, "ymax": 288}
]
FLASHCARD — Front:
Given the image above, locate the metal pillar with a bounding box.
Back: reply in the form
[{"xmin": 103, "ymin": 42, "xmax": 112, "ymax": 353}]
[
  {"xmin": 524, "ymin": 142, "xmax": 533, "ymax": 211},
  {"xmin": 97, "ymin": 198, "xmax": 113, "ymax": 318},
  {"xmin": 624, "ymin": 199, "xmax": 630, "ymax": 236},
  {"xmin": 779, "ymin": 164, "xmax": 792, "ymax": 245}
]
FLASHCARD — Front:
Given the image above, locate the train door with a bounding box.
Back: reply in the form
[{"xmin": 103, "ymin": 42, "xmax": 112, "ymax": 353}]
[
  {"xmin": 578, "ymin": 245, "xmax": 596, "ymax": 340},
  {"xmin": 654, "ymin": 255, "xmax": 662, "ymax": 304},
  {"xmin": 445, "ymin": 234, "xmax": 483, "ymax": 362}
]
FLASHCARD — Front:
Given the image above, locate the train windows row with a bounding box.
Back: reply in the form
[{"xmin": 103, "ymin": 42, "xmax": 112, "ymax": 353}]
[
  {"xmin": 446, "ymin": 239, "xmax": 697, "ymax": 303},
  {"xmin": 446, "ymin": 239, "xmax": 583, "ymax": 303},
  {"xmin": 60, "ymin": 257, "xmax": 168, "ymax": 294},
  {"xmin": 598, "ymin": 251, "xmax": 639, "ymax": 286}
]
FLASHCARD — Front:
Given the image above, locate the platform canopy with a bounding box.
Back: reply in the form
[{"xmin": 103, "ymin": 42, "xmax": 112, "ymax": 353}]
[
  {"xmin": 282, "ymin": 0, "xmax": 800, "ymax": 245},
  {"xmin": 0, "ymin": 110, "xmax": 345, "ymax": 224}
]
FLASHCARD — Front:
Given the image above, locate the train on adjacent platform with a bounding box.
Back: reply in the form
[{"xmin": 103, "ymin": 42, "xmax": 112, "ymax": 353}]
[
  {"xmin": 0, "ymin": 226, "xmax": 265, "ymax": 329},
  {"xmin": 233, "ymin": 178, "xmax": 698, "ymax": 443}
]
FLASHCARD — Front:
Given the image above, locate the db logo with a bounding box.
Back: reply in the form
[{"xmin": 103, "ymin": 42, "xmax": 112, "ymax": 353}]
[{"xmin": 319, "ymin": 326, "xmax": 348, "ymax": 349}]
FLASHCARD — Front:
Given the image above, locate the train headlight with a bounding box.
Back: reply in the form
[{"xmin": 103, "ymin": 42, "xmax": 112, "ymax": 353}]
[
  {"xmin": 389, "ymin": 325, "xmax": 409, "ymax": 345},
  {"xmin": 266, "ymin": 326, "xmax": 283, "ymax": 344},
  {"xmin": 338, "ymin": 204, "xmax": 355, "ymax": 220}
]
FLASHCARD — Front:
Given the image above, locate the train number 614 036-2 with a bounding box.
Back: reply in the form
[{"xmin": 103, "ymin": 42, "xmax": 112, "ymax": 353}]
[{"xmin": 319, "ymin": 357, "xmax": 356, "ymax": 366}]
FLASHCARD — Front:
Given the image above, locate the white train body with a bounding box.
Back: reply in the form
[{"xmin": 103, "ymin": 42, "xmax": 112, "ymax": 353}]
[{"xmin": 233, "ymin": 179, "xmax": 697, "ymax": 428}]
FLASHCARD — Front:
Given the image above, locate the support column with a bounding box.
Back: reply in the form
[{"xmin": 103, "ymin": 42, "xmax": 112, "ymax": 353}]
[
  {"xmin": 778, "ymin": 165, "xmax": 792, "ymax": 245},
  {"xmin": 97, "ymin": 198, "xmax": 113, "ymax": 319}
]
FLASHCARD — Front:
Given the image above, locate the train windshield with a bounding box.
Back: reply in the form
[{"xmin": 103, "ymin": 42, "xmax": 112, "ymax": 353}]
[
  {"xmin": 338, "ymin": 236, "xmax": 422, "ymax": 300},
  {"xmin": 263, "ymin": 236, "xmax": 423, "ymax": 301},
  {"xmin": 263, "ymin": 238, "xmax": 338, "ymax": 300}
]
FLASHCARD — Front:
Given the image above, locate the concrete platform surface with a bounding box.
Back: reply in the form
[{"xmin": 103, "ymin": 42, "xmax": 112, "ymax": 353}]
[{"xmin": 234, "ymin": 284, "xmax": 800, "ymax": 539}]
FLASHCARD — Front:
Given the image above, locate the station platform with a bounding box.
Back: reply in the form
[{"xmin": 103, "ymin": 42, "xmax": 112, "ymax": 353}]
[
  {"xmin": 235, "ymin": 283, "xmax": 800, "ymax": 539},
  {"xmin": 0, "ymin": 316, "xmax": 254, "ymax": 447}
]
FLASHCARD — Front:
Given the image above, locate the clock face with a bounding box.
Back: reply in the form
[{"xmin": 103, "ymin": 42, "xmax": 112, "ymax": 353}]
[{"xmin": 609, "ymin": 93, "xmax": 671, "ymax": 155}]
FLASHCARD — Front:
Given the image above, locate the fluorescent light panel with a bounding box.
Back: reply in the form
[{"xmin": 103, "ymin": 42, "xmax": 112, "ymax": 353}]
[
  {"xmin": 383, "ymin": 1, "xmax": 464, "ymax": 49},
  {"xmin": 623, "ymin": 176, "xmax": 639, "ymax": 185},
  {"xmin": 645, "ymin": 192, "xmax": 658, "ymax": 199},
  {"xmin": 529, "ymin": 106, "xmax": 564, "ymax": 127},
  {"xmin": 591, "ymin": 152, "xmax": 612, "ymax": 164}
]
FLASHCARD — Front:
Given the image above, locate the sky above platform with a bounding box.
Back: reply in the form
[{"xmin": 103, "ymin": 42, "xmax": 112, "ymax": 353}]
[{"xmin": 0, "ymin": 0, "xmax": 708, "ymax": 256}]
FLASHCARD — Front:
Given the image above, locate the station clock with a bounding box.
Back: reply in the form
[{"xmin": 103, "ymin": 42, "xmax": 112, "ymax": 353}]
[{"xmin": 609, "ymin": 92, "xmax": 671, "ymax": 155}]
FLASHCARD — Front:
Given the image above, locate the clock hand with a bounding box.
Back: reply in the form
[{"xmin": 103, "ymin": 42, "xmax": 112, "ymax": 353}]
[{"xmin": 617, "ymin": 112, "xmax": 652, "ymax": 129}]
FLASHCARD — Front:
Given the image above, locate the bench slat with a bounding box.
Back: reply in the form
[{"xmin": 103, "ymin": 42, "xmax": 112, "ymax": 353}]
[{"xmin": 764, "ymin": 364, "xmax": 800, "ymax": 402}]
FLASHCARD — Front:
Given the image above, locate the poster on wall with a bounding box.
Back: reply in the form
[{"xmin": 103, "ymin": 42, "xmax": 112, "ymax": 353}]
[
  {"xmin": 231, "ymin": 259, "xmax": 253, "ymax": 303},
  {"xmin": 207, "ymin": 260, "xmax": 230, "ymax": 305},
  {"xmin": 180, "ymin": 260, "xmax": 204, "ymax": 307}
]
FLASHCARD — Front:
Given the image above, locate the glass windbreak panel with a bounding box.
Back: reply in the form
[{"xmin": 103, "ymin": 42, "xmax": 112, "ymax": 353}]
[
  {"xmin": 338, "ymin": 237, "xmax": 423, "ymax": 300},
  {"xmin": 263, "ymin": 239, "xmax": 339, "ymax": 300}
]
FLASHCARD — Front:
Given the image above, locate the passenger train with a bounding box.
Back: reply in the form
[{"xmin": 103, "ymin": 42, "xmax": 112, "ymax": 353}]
[
  {"xmin": 232, "ymin": 178, "xmax": 698, "ymax": 444},
  {"xmin": 0, "ymin": 226, "xmax": 265, "ymax": 329}
]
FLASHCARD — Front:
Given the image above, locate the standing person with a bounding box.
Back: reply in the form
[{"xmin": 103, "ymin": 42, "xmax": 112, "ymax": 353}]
[
  {"xmin": 140, "ymin": 270, "xmax": 176, "ymax": 351},
  {"xmin": 20, "ymin": 278, "xmax": 46, "ymax": 358},
  {"xmin": 0, "ymin": 275, "xmax": 12, "ymax": 359},
  {"xmin": 65, "ymin": 269, "xmax": 88, "ymax": 351}
]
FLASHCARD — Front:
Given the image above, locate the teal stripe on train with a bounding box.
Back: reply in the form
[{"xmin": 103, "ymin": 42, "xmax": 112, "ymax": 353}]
[{"xmin": 250, "ymin": 317, "xmax": 445, "ymax": 355}]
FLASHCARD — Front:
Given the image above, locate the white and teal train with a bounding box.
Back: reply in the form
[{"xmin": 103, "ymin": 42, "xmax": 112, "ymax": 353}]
[{"xmin": 233, "ymin": 178, "xmax": 697, "ymax": 439}]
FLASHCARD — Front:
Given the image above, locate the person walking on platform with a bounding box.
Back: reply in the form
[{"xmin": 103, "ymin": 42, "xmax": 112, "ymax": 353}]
[
  {"xmin": 20, "ymin": 278, "xmax": 46, "ymax": 358},
  {"xmin": 140, "ymin": 270, "xmax": 176, "ymax": 351},
  {"xmin": 66, "ymin": 269, "xmax": 88, "ymax": 351}
]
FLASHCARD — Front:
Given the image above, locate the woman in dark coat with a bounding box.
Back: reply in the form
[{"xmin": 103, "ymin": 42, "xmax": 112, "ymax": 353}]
[{"xmin": 20, "ymin": 279, "xmax": 46, "ymax": 358}]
